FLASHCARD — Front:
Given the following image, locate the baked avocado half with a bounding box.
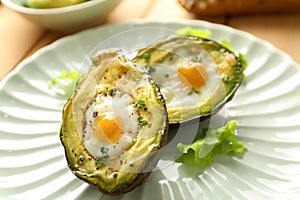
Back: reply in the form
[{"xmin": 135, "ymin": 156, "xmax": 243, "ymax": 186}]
[
  {"xmin": 60, "ymin": 49, "xmax": 168, "ymax": 195},
  {"xmin": 133, "ymin": 35, "xmax": 243, "ymax": 124}
]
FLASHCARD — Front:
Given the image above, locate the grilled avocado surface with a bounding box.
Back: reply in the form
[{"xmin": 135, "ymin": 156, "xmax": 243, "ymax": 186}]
[{"xmin": 60, "ymin": 49, "xmax": 168, "ymax": 195}]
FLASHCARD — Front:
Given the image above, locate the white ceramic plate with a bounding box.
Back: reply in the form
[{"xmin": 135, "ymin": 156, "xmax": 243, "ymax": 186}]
[{"xmin": 1, "ymin": 19, "xmax": 300, "ymax": 200}]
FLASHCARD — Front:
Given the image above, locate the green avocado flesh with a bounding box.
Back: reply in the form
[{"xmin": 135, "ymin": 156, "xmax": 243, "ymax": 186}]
[
  {"xmin": 133, "ymin": 35, "xmax": 242, "ymax": 124},
  {"xmin": 60, "ymin": 49, "xmax": 168, "ymax": 195},
  {"xmin": 26, "ymin": 0, "xmax": 86, "ymax": 8}
]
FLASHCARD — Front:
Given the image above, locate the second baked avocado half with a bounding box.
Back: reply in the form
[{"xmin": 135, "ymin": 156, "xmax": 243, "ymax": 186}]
[
  {"xmin": 133, "ymin": 35, "xmax": 243, "ymax": 124},
  {"xmin": 60, "ymin": 49, "xmax": 168, "ymax": 195}
]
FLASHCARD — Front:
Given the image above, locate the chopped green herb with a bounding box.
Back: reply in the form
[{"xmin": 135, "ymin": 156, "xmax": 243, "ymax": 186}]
[
  {"xmin": 188, "ymin": 88, "xmax": 201, "ymax": 95},
  {"xmin": 194, "ymin": 89, "xmax": 201, "ymax": 94},
  {"xmin": 168, "ymin": 52, "xmax": 174, "ymax": 62},
  {"xmin": 148, "ymin": 66, "xmax": 156, "ymax": 73},
  {"xmin": 95, "ymin": 159, "xmax": 102, "ymax": 165},
  {"xmin": 113, "ymin": 173, "xmax": 118, "ymax": 178},
  {"xmin": 137, "ymin": 48, "xmax": 145, "ymax": 53},
  {"xmin": 143, "ymin": 52, "xmax": 151, "ymax": 62},
  {"xmin": 164, "ymin": 73, "xmax": 170, "ymax": 78},
  {"xmin": 95, "ymin": 155, "xmax": 109, "ymax": 165},
  {"xmin": 92, "ymin": 57, "xmax": 100, "ymax": 65},
  {"xmin": 138, "ymin": 117, "xmax": 148, "ymax": 127},
  {"xmin": 135, "ymin": 100, "xmax": 146, "ymax": 109},
  {"xmin": 192, "ymin": 55, "xmax": 202, "ymax": 62},
  {"xmin": 100, "ymin": 146, "xmax": 109, "ymax": 154},
  {"xmin": 109, "ymin": 89, "xmax": 116, "ymax": 97}
]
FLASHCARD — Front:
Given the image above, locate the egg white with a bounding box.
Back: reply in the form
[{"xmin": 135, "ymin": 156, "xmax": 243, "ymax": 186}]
[
  {"xmin": 149, "ymin": 44, "xmax": 221, "ymax": 110},
  {"xmin": 83, "ymin": 91, "xmax": 139, "ymax": 159}
]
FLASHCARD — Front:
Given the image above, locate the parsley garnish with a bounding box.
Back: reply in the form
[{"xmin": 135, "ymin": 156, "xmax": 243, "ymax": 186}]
[
  {"xmin": 135, "ymin": 100, "xmax": 146, "ymax": 109},
  {"xmin": 95, "ymin": 155, "xmax": 109, "ymax": 165},
  {"xmin": 148, "ymin": 66, "xmax": 156, "ymax": 73},
  {"xmin": 138, "ymin": 117, "xmax": 148, "ymax": 127},
  {"xmin": 192, "ymin": 55, "xmax": 202, "ymax": 62},
  {"xmin": 188, "ymin": 88, "xmax": 201, "ymax": 95},
  {"xmin": 143, "ymin": 52, "xmax": 151, "ymax": 63},
  {"xmin": 100, "ymin": 146, "xmax": 109, "ymax": 154},
  {"xmin": 92, "ymin": 57, "xmax": 100, "ymax": 65},
  {"xmin": 95, "ymin": 159, "xmax": 102, "ymax": 165},
  {"xmin": 168, "ymin": 52, "xmax": 174, "ymax": 62},
  {"xmin": 108, "ymin": 89, "xmax": 116, "ymax": 97}
]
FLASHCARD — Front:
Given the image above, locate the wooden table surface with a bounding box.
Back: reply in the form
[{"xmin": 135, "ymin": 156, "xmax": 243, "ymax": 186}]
[{"xmin": 0, "ymin": 0, "xmax": 300, "ymax": 81}]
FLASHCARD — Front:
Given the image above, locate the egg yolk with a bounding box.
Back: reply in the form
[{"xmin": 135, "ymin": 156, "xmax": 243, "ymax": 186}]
[
  {"xmin": 92, "ymin": 114, "xmax": 123, "ymax": 144},
  {"xmin": 178, "ymin": 61, "xmax": 209, "ymax": 89}
]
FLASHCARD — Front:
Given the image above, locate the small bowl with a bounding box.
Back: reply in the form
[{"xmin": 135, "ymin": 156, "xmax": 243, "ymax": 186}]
[{"xmin": 2, "ymin": 0, "xmax": 121, "ymax": 31}]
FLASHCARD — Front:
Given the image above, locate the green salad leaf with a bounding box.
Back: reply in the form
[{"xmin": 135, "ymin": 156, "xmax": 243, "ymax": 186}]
[
  {"xmin": 175, "ymin": 121, "xmax": 248, "ymax": 167},
  {"xmin": 238, "ymin": 53, "xmax": 248, "ymax": 78},
  {"xmin": 221, "ymin": 40, "xmax": 234, "ymax": 51},
  {"xmin": 48, "ymin": 70, "xmax": 81, "ymax": 98},
  {"xmin": 177, "ymin": 26, "xmax": 211, "ymax": 39}
]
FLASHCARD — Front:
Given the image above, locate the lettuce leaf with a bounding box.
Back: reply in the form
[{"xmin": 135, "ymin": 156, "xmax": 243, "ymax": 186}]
[
  {"xmin": 221, "ymin": 40, "xmax": 234, "ymax": 51},
  {"xmin": 48, "ymin": 70, "xmax": 81, "ymax": 98},
  {"xmin": 175, "ymin": 121, "xmax": 248, "ymax": 167},
  {"xmin": 177, "ymin": 26, "xmax": 211, "ymax": 39}
]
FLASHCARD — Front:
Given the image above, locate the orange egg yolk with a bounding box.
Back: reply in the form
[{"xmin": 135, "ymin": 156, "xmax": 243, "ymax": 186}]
[
  {"xmin": 177, "ymin": 61, "xmax": 209, "ymax": 89},
  {"xmin": 92, "ymin": 114, "xmax": 123, "ymax": 144}
]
